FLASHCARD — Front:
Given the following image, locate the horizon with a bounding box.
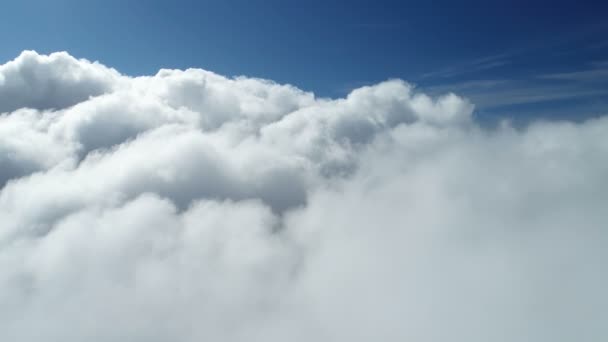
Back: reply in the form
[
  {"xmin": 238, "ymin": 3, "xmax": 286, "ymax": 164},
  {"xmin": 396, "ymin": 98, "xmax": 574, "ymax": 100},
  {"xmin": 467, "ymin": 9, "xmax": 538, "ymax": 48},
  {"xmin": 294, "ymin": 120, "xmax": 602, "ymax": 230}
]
[{"xmin": 2, "ymin": 0, "xmax": 608, "ymax": 122}]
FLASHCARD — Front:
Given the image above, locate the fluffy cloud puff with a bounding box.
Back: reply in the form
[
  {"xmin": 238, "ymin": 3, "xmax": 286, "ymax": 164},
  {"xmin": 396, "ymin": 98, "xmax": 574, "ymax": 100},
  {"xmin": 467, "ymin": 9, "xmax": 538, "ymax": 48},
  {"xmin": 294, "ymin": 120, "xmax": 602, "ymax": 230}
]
[{"xmin": 0, "ymin": 51, "xmax": 607, "ymax": 342}]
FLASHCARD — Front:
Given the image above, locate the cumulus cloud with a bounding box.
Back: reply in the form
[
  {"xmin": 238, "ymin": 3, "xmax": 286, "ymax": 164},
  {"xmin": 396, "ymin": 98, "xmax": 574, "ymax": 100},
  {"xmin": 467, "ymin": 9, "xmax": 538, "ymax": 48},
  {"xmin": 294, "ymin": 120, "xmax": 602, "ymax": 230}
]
[
  {"xmin": 0, "ymin": 51, "xmax": 607, "ymax": 341},
  {"xmin": 0, "ymin": 51, "xmax": 121, "ymax": 114}
]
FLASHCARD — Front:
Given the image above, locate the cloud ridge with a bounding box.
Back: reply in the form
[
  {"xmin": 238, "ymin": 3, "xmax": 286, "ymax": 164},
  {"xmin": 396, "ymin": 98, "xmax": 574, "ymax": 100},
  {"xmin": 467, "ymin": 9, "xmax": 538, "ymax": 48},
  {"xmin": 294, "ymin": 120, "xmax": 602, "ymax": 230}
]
[{"xmin": 1, "ymin": 51, "xmax": 607, "ymax": 342}]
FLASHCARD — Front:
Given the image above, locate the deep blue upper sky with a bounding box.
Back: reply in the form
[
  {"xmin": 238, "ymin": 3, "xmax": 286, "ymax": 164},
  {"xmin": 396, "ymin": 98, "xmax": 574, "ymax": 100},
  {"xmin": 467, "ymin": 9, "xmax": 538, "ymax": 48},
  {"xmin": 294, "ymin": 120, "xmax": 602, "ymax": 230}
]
[{"xmin": 1, "ymin": 0, "xmax": 607, "ymax": 122}]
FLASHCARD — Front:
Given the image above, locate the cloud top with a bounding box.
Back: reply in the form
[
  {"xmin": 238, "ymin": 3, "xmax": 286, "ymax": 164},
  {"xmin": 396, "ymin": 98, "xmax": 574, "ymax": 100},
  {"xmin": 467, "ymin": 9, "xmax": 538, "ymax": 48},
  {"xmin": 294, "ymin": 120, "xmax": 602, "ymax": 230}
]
[
  {"xmin": 0, "ymin": 51, "xmax": 121, "ymax": 114},
  {"xmin": 0, "ymin": 51, "xmax": 607, "ymax": 342}
]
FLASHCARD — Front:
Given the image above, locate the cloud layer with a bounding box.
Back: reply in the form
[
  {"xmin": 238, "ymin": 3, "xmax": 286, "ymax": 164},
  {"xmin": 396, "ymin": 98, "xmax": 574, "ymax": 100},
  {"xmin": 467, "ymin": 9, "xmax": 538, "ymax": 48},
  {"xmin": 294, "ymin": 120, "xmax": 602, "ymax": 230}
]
[{"xmin": 1, "ymin": 51, "xmax": 607, "ymax": 341}]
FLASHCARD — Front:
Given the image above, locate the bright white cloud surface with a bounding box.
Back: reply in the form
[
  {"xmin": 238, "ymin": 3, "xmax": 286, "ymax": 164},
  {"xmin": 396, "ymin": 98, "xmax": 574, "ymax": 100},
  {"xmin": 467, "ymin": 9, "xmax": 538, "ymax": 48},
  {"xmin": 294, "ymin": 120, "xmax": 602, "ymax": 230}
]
[{"xmin": 1, "ymin": 51, "xmax": 607, "ymax": 342}]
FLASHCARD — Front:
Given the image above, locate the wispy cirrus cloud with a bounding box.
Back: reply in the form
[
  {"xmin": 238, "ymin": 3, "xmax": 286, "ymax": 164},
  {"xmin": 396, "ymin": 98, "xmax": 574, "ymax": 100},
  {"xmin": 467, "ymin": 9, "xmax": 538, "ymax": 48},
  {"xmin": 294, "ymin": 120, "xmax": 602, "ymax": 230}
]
[
  {"xmin": 539, "ymin": 64, "xmax": 608, "ymax": 82},
  {"xmin": 420, "ymin": 53, "xmax": 511, "ymax": 79},
  {"xmin": 417, "ymin": 26, "xmax": 608, "ymax": 119},
  {"xmin": 422, "ymin": 55, "xmax": 608, "ymax": 121}
]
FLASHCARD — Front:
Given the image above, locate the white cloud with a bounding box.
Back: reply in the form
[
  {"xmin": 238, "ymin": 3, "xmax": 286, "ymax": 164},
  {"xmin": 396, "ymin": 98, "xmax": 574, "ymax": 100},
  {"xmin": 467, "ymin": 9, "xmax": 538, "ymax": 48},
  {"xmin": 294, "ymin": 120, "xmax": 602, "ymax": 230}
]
[
  {"xmin": 0, "ymin": 51, "xmax": 607, "ymax": 341},
  {"xmin": 0, "ymin": 51, "xmax": 121, "ymax": 114}
]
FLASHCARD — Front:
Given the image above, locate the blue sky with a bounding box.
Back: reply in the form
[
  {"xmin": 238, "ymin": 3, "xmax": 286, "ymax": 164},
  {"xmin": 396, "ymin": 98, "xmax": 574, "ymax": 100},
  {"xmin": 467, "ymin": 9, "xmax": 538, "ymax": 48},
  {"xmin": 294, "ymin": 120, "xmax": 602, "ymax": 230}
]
[{"xmin": 1, "ymin": 0, "xmax": 607, "ymax": 122}]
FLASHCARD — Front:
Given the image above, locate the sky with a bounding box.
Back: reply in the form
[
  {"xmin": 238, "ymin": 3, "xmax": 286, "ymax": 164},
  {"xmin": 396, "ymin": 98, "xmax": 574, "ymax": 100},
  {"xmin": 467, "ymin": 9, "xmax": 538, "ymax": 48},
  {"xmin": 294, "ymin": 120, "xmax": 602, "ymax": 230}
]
[
  {"xmin": 1, "ymin": 2, "xmax": 608, "ymax": 341},
  {"xmin": 1, "ymin": 0, "xmax": 607, "ymax": 122}
]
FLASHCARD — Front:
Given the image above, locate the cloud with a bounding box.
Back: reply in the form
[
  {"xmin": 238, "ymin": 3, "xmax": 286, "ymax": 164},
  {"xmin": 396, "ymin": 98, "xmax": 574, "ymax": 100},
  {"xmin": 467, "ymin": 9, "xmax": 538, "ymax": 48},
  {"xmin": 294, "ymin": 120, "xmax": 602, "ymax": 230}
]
[
  {"xmin": 423, "ymin": 77, "xmax": 608, "ymax": 115},
  {"xmin": 1, "ymin": 51, "xmax": 607, "ymax": 341},
  {"xmin": 0, "ymin": 51, "xmax": 121, "ymax": 114},
  {"xmin": 420, "ymin": 53, "xmax": 511, "ymax": 80},
  {"xmin": 539, "ymin": 67, "xmax": 608, "ymax": 82}
]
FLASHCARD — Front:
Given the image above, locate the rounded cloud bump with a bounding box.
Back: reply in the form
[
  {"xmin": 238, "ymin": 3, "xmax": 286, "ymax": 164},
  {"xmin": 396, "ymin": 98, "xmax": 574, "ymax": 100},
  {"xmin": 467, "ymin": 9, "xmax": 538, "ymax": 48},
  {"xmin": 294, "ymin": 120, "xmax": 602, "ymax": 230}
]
[
  {"xmin": 0, "ymin": 51, "xmax": 120, "ymax": 114},
  {"xmin": 0, "ymin": 52, "xmax": 607, "ymax": 342}
]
